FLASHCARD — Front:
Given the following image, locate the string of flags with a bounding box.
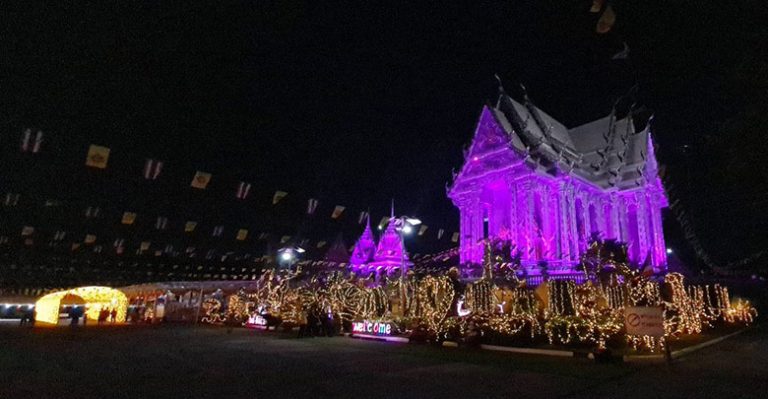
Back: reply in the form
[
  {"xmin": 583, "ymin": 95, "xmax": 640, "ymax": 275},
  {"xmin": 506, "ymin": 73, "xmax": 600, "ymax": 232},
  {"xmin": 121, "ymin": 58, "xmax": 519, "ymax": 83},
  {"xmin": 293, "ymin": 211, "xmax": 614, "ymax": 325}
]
[{"xmin": 2, "ymin": 136, "xmax": 463, "ymax": 259}]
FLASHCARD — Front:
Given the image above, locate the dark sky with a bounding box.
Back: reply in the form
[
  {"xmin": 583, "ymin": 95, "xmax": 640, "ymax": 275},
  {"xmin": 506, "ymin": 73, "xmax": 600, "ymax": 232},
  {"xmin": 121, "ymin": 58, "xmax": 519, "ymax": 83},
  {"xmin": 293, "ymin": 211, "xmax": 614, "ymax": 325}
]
[{"xmin": 1, "ymin": 1, "xmax": 767, "ymax": 286}]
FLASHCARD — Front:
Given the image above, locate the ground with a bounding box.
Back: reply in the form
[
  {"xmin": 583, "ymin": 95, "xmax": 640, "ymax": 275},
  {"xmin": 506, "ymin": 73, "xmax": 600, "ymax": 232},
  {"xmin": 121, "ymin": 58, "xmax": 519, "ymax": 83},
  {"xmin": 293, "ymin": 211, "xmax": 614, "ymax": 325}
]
[{"xmin": 0, "ymin": 322, "xmax": 766, "ymax": 399}]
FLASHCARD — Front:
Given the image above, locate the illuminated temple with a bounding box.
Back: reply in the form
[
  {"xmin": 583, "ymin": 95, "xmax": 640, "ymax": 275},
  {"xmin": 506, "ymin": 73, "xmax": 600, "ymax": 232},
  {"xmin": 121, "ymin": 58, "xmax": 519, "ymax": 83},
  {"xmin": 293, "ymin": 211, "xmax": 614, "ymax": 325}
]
[
  {"xmin": 448, "ymin": 85, "xmax": 668, "ymax": 275},
  {"xmin": 350, "ymin": 216, "xmax": 412, "ymax": 274}
]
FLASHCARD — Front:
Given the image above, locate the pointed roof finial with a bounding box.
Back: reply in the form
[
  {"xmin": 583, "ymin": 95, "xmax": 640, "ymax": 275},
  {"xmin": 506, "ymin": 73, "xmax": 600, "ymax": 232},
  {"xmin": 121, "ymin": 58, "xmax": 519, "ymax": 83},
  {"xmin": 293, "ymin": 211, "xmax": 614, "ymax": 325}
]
[{"xmin": 390, "ymin": 198, "xmax": 395, "ymax": 219}]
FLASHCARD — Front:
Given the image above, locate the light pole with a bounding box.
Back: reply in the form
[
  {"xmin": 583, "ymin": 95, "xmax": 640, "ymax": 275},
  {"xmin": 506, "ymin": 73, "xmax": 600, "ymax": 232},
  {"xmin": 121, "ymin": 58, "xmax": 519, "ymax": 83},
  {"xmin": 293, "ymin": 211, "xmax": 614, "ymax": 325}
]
[
  {"xmin": 389, "ymin": 215, "xmax": 421, "ymax": 277},
  {"xmin": 277, "ymin": 246, "xmax": 305, "ymax": 269}
]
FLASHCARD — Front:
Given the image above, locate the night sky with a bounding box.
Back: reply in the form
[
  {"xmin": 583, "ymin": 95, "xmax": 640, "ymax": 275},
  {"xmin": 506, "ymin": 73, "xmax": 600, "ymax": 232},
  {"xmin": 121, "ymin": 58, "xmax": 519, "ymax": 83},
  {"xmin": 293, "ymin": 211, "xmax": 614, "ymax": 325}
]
[{"xmin": 1, "ymin": 1, "xmax": 766, "ymax": 286}]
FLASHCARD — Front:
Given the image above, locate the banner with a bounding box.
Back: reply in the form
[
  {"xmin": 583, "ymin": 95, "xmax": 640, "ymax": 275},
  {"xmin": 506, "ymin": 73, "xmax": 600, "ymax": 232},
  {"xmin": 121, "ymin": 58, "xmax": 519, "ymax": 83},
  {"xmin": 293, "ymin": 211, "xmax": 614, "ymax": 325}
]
[{"xmin": 85, "ymin": 144, "xmax": 110, "ymax": 169}]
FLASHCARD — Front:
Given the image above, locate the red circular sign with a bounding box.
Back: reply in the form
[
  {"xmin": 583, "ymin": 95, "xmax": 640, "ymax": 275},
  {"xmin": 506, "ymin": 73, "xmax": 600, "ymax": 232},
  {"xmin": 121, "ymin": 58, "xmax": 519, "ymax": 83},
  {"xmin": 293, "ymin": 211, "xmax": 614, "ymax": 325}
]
[{"xmin": 627, "ymin": 313, "xmax": 641, "ymax": 327}]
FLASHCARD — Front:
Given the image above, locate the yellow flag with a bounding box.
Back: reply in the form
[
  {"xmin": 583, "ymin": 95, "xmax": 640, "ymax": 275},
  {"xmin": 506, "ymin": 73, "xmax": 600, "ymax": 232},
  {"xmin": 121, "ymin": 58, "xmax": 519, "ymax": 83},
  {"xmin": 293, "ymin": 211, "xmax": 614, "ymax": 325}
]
[
  {"xmin": 84, "ymin": 234, "xmax": 97, "ymax": 244},
  {"xmin": 85, "ymin": 145, "xmax": 111, "ymax": 169},
  {"xmin": 122, "ymin": 212, "xmax": 137, "ymax": 225},
  {"xmin": 190, "ymin": 171, "xmax": 212, "ymax": 189},
  {"xmin": 596, "ymin": 4, "xmax": 616, "ymax": 34},
  {"xmin": 273, "ymin": 190, "xmax": 288, "ymax": 204},
  {"xmin": 140, "ymin": 241, "xmax": 151, "ymax": 251},
  {"xmin": 185, "ymin": 221, "xmax": 197, "ymax": 232},
  {"xmin": 378, "ymin": 216, "xmax": 390, "ymax": 230},
  {"xmin": 236, "ymin": 229, "xmax": 248, "ymax": 241}
]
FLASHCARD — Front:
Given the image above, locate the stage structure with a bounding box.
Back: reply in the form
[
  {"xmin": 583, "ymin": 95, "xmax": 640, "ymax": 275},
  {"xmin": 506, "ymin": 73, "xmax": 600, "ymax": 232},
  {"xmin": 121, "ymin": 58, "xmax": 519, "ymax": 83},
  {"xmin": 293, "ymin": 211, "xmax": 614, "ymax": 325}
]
[{"xmin": 448, "ymin": 85, "xmax": 668, "ymax": 276}]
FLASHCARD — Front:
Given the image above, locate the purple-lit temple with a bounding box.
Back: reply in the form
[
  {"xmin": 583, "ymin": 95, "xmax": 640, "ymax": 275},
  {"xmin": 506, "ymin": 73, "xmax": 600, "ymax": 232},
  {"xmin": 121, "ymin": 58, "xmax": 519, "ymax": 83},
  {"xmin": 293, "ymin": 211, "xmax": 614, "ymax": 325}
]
[
  {"xmin": 448, "ymin": 87, "xmax": 668, "ymax": 275},
  {"xmin": 349, "ymin": 216, "xmax": 412, "ymax": 274}
]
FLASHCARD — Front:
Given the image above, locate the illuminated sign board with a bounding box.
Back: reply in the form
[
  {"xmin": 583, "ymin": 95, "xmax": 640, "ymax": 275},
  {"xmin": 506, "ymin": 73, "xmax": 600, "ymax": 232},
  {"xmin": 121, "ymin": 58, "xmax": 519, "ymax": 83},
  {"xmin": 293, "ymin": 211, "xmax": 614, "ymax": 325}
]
[
  {"xmin": 352, "ymin": 320, "xmax": 393, "ymax": 335},
  {"xmin": 247, "ymin": 314, "xmax": 267, "ymax": 327}
]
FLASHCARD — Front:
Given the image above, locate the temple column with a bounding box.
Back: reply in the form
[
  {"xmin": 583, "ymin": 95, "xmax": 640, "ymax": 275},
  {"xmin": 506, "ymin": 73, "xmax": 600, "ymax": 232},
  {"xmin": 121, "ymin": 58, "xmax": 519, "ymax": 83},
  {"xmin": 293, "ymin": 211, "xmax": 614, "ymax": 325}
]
[
  {"xmin": 471, "ymin": 196, "xmax": 483, "ymax": 263},
  {"xmin": 610, "ymin": 194, "xmax": 621, "ymax": 241},
  {"xmin": 568, "ymin": 187, "xmax": 579, "ymax": 260},
  {"xmin": 459, "ymin": 202, "xmax": 471, "ymax": 263},
  {"xmin": 557, "ymin": 182, "xmax": 571, "ymax": 263},
  {"xmin": 596, "ymin": 197, "xmax": 607, "ymax": 237},
  {"xmin": 520, "ymin": 180, "xmax": 535, "ymax": 262},
  {"xmin": 635, "ymin": 192, "xmax": 651, "ymax": 264},
  {"xmin": 579, "ymin": 192, "xmax": 591, "ymax": 248},
  {"xmin": 508, "ymin": 180, "xmax": 518, "ymax": 249},
  {"xmin": 650, "ymin": 192, "xmax": 667, "ymax": 266}
]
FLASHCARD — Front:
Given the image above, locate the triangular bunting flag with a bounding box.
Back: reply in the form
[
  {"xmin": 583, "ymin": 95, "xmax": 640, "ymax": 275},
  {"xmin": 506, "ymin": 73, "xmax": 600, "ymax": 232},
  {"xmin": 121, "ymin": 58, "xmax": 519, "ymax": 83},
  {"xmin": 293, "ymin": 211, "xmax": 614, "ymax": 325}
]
[
  {"xmin": 21, "ymin": 129, "xmax": 43, "ymax": 153},
  {"xmin": 307, "ymin": 198, "xmax": 319, "ymax": 215},
  {"xmin": 140, "ymin": 241, "xmax": 151, "ymax": 251},
  {"xmin": 185, "ymin": 221, "xmax": 197, "ymax": 233},
  {"xmin": 331, "ymin": 205, "xmax": 345, "ymax": 219},
  {"xmin": 378, "ymin": 216, "xmax": 390, "ymax": 230},
  {"xmin": 122, "ymin": 212, "xmax": 137, "ymax": 225},
  {"xmin": 418, "ymin": 225, "xmax": 428, "ymax": 236},
  {"xmin": 358, "ymin": 211, "xmax": 369, "ymax": 224},
  {"xmin": 437, "ymin": 229, "xmax": 445, "ymax": 240},
  {"xmin": 273, "ymin": 190, "xmax": 288, "ymax": 204},
  {"xmin": 317, "ymin": 241, "xmax": 327, "ymax": 248},
  {"xmin": 21, "ymin": 226, "xmax": 34, "ymax": 236},
  {"xmin": 143, "ymin": 159, "xmax": 163, "ymax": 180},
  {"xmin": 4, "ymin": 193, "xmax": 20, "ymax": 206},
  {"xmin": 280, "ymin": 235, "xmax": 290, "ymax": 244},
  {"xmin": 236, "ymin": 182, "xmax": 252, "ymax": 199},
  {"xmin": 236, "ymin": 229, "xmax": 248, "ymax": 241},
  {"xmin": 451, "ymin": 232, "xmax": 459, "ymax": 243},
  {"xmin": 190, "ymin": 171, "xmax": 212, "ymax": 189},
  {"xmin": 84, "ymin": 234, "xmax": 97, "ymax": 244},
  {"xmin": 85, "ymin": 144, "xmax": 110, "ymax": 169}
]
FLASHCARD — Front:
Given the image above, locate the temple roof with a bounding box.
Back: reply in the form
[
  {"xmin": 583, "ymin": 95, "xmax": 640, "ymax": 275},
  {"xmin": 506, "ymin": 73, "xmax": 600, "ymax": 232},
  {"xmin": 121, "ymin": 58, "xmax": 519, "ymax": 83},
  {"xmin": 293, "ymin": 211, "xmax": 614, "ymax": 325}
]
[
  {"xmin": 371, "ymin": 219, "xmax": 410, "ymax": 266},
  {"xmin": 324, "ymin": 233, "xmax": 350, "ymax": 263},
  {"xmin": 451, "ymin": 88, "xmax": 662, "ymax": 193},
  {"xmin": 350, "ymin": 218, "xmax": 377, "ymax": 265}
]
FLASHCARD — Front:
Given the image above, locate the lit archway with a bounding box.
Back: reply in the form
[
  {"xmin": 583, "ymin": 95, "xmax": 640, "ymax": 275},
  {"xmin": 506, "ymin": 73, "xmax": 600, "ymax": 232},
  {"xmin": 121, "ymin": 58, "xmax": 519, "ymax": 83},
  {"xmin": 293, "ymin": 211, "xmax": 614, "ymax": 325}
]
[{"xmin": 35, "ymin": 286, "xmax": 129, "ymax": 325}]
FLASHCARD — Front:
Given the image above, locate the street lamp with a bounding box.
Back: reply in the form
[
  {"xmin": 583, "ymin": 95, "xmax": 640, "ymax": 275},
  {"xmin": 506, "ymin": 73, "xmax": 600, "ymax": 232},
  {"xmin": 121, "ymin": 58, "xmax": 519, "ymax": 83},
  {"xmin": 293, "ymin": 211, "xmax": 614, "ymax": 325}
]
[
  {"xmin": 277, "ymin": 246, "xmax": 304, "ymax": 268},
  {"xmin": 389, "ymin": 214, "xmax": 421, "ymax": 277}
]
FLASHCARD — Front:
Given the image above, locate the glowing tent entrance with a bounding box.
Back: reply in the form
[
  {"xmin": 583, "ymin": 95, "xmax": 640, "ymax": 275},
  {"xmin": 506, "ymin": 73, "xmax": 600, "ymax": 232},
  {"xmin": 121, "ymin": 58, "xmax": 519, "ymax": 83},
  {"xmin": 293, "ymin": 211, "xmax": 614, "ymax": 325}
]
[{"xmin": 35, "ymin": 286, "xmax": 129, "ymax": 325}]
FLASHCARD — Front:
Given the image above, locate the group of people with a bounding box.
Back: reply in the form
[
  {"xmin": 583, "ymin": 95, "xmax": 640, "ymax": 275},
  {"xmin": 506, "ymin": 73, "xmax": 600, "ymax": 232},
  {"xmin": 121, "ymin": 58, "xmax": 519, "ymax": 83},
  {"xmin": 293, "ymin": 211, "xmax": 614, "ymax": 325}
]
[
  {"xmin": 296, "ymin": 304, "xmax": 337, "ymax": 338},
  {"xmin": 97, "ymin": 307, "xmax": 118, "ymax": 324},
  {"xmin": 68, "ymin": 306, "xmax": 117, "ymax": 325}
]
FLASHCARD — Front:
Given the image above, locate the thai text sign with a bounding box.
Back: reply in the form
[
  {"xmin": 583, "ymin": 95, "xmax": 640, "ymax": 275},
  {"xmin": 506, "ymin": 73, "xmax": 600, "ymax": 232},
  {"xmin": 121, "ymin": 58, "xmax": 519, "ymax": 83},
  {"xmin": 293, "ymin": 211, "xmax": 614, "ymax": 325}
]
[
  {"xmin": 352, "ymin": 320, "xmax": 393, "ymax": 335},
  {"xmin": 624, "ymin": 306, "xmax": 664, "ymax": 337}
]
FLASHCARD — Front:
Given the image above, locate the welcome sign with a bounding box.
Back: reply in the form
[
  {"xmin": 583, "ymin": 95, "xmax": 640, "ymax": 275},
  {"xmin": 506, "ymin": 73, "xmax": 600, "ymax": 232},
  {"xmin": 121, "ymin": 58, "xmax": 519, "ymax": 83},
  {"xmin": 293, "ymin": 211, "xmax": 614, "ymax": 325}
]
[{"xmin": 352, "ymin": 320, "xmax": 394, "ymax": 336}]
